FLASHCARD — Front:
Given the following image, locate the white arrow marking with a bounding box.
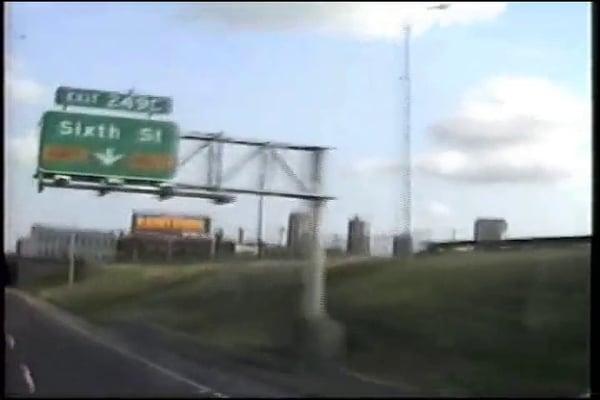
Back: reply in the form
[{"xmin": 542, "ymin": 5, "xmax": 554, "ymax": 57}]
[
  {"xmin": 20, "ymin": 364, "xmax": 36, "ymax": 394},
  {"xmin": 6, "ymin": 334, "xmax": 15, "ymax": 350},
  {"xmin": 94, "ymin": 148, "xmax": 124, "ymax": 166}
]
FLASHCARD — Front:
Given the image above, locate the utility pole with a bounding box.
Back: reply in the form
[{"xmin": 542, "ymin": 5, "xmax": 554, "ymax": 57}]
[
  {"xmin": 68, "ymin": 233, "xmax": 75, "ymax": 286},
  {"xmin": 402, "ymin": 23, "xmax": 412, "ymax": 240},
  {"xmin": 393, "ymin": 23, "xmax": 413, "ymax": 258}
]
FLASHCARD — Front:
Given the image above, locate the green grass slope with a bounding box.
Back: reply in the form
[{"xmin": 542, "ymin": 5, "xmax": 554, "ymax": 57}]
[{"xmin": 26, "ymin": 247, "xmax": 590, "ymax": 396}]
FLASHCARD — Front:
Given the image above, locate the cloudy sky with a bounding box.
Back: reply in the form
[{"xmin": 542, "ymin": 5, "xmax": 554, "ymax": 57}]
[{"xmin": 4, "ymin": 2, "xmax": 592, "ymax": 250}]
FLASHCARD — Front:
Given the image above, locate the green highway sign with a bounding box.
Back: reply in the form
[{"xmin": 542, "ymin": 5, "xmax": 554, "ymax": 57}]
[
  {"xmin": 55, "ymin": 86, "xmax": 173, "ymax": 114},
  {"xmin": 38, "ymin": 111, "xmax": 179, "ymax": 182}
]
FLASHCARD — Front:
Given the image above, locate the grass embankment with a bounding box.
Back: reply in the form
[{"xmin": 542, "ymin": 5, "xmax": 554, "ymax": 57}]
[{"xmin": 25, "ymin": 247, "xmax": 590, "ymax": 396}]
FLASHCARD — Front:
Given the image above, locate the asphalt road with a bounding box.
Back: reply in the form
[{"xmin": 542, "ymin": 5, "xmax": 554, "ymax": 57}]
[
  {"xmin": 4, "ymin": 290, "xmax": 225, "ymax": 398},
  {"xmin": 3, "ymin": 287, "xmax": 408, "ymax": 398}
]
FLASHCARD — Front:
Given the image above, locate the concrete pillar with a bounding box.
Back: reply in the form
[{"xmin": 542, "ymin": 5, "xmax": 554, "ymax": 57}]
[{"xmin": 298, "ymin": 149, "xmax": 346, "ymax": 366}]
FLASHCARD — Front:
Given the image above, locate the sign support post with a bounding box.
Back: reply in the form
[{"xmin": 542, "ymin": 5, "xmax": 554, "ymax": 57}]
[
  {"xmin": 303, "ymin": 149, "xmax": 326, "ymax": 318},
  {"xmin": 299, "ymin": 149, "xmax": 345, "ymax": 366},
  {"xmin": 257, "ymin": 146, "xmax": 269, "ymax": 259}
]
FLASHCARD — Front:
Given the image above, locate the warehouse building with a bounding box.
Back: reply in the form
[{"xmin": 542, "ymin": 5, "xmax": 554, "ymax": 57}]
[
  {"xmin": 16, "ymin": 224, "xmax": 118, "ymax": 263},
  {"xmin": 117, "ymin": 211, "xmax": 216, "ymax": 263},
  {"xmin": 116, "ymin": 232, "xmax": 214, "ymax": 263}
]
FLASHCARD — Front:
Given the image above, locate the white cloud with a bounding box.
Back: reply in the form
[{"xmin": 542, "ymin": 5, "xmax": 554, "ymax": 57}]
[
  {"xmin": 461, "ymin": 77, "xmax": 589, "ymax": 125},
  {"xmin": 180, "ymin": 2, "xmax": 507, "ymax": 41},
  {"xmin": 5, "ymin": 54, "xmax": 25, "ymax": 73},
  {"xmin": 350, "ymin": 157, "xmax": 402, "ymax": 176},
  {"xmin": 5, "ymin": 57, "xmax": 49, "ymax": 106},
  {"xmin": 418, "ymin": 149, "xmax": 574, "ymax": 183},
  {"xmin": 5, "ymin": 128, "xmax": 39, "ymax": 167},
  {"xmin": 350, "ymin": 76, "xmax": 590, "ymax": 184},
  {"xmin": 429, "ymin": 115, "xmax": 550, "ymax": 148},
  {"xmin": 416, "ymin": 76, "xmax": 591, "ymax": 183},
  {"xmin": 427, "ymin": 201, "xmax": 451, "ymax": 217}
]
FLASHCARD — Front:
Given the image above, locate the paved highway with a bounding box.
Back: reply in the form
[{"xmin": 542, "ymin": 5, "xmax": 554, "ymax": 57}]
[
  {"xmin": 4, "ymin": 287, "xmax": 409, "ymax": 398},
  {"xmin": 4, "ymin": 289, "xmax": 225, "ymax": 398}
]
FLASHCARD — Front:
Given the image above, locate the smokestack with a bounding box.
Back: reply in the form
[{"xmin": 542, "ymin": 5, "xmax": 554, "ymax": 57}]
[
  {"xmin": 279, "ymin": 226, "xmax": 285, "ymax": 246},
  {"xmin": 238, "ymin": 227, "xmax": 244, "ymax": 244},
  {"xmin": 214, "ymin": 228, "xmax": 224, "ymax": 258}
]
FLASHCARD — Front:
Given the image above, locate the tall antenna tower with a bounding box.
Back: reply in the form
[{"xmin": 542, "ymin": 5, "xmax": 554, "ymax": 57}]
[
  {"xmin": 397, "ymin": 4, "xmax": 450, "ymax": 245},
  {"xmin": 400, "ymin": 23, "xmax": 412, "ymax": 237}
]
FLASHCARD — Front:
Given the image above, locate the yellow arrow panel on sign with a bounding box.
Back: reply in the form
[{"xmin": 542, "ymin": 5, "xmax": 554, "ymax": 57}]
[
  {"xmin": 128, "ymin": 154, "xmax": 175, "ymax": 171},
  {"xmin": 42, "ymin": 146, "xmax": 90, "ymax": 163}
]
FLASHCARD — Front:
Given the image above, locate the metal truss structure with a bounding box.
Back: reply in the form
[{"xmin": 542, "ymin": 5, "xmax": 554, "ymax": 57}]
[
  {"xmin": 36, "ymin": 130, "xmax": 334, "ymax": 321},
  {"xmin": 37, "ymin": 131, "xmax": 335, "ymax": 203},
  {"xmin": 176, "ymin": 131, "xmax": 335, "ymax": 201}
]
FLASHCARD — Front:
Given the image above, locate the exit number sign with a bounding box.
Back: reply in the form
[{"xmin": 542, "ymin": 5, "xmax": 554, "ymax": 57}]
[
  {"xmin": 38, "ymin": 111, "xmax": 179, "ymax": 182},
  {"xmin": 55, "ymin": 87, "xmax": 173, "ymax": 115}
]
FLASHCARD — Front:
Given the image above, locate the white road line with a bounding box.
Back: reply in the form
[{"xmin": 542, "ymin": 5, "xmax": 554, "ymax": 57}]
[
  {"xmin": 20, "ymin": 364, "xmax": 36, "ymax": 394},
  {"xmin": 343, "ymin": 368, "xmax": 393, "ymax": 386},
  {"xmin": 9, "ymin": 289, "xmax": 229, "ymax": 398},
  {"xmin": 341, "ymin": 367, "xmax": 414, "ymax": 391},
  {"xmin": 12, "ymin": 291, "xmax": 229, "ymax": 398},
  {"xmin": 6, "ymin": 333, "xmax": 15, "ymax": 350},
  {"xmin": 60, "ymin": 321, "xmax": 228, "ymax": 397}
]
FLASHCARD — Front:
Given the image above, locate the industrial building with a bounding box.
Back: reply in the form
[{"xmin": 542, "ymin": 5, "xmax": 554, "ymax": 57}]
[
  {"xmin": 118, "ymin": 211, "xmax": 215, "ymax": 263},
  {"xmin": 238, "ymin": 227, "xmax": 245, "ymax": 245},
  {"xmin": 347, "ymin": 216, "xmax": 370, "ymax": 256},
  {"xmin": 16, "ymin": 224, "xmax": 118, "ymax": 263},
  {"xmin": 116, "ymin": 233, "xmax": 214, "ymax": 263},
  {"xmin": 287, "ymin": 212, "xmax": 312, "ymax": 258},
  {"xmin": 474, "ymin": 218, "xmax": 508, "ymax": 242}
]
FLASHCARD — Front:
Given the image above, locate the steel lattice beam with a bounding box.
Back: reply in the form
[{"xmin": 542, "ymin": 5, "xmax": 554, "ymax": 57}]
[
  {"xmin": 39, "ymin": 179, "xmax": 235, "ymax": 203},
  {"xmin": 173, "ymin": 182, "xmax": 334, "ymax": 201},
  {"xmin": 177, "ymin": 132, "xmax": 334, "ymax": 201},
  {"xmin": 181, "ymin": 132, "xmax": 334, "ymax": 151}
]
